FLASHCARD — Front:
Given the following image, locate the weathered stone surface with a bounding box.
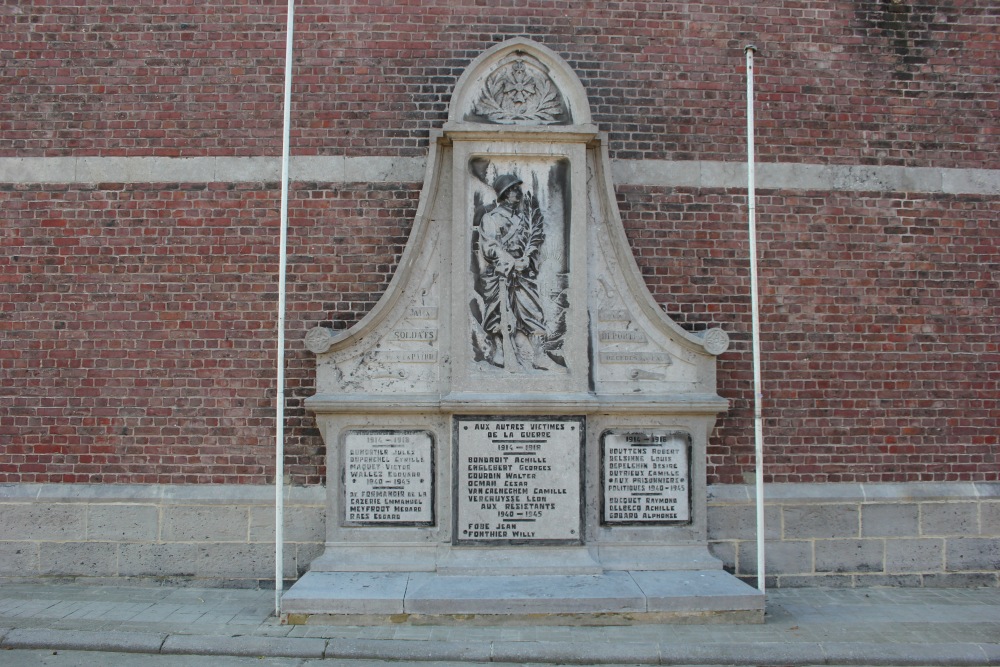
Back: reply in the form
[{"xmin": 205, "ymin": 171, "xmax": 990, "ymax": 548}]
[
  {"xmin": 823, "ymin": 642, "xmax": 988, "ymax": 666},
  {"xmin": 403, "ymin": 572, "xmax": 646, "ymax": 615},
  {"xmin": 249, "ymin": 504, "xmax": 325, "ymax": 543},
  {"xmin": 924, "ymin": 572, "xmax": 998, "ymax": 588},
  {"xmin": 160, "ymin": 506, "xmax": 248, "ymax": 543},
  {"xmin": 0, "ymin": 542, "xmax": 39, "ymax": 576},
  {"xmin": 921, "ymin": 502, "xmax": 980, "ymax": 537},
  {"xmin": 707, "ymin": 504, "xmax": 780, "ymax": 540},
  {"xmin": 945, "ymin": 538, "xmax": 1000, "ymax": 572},
  {"xmin": 119, "ymin": 543, "xmax": 275, "ymax": 579},
  {"xmin": 982, "ymin": 501, "xmax": 1000, "ymax": 535},
  {"xmin": 867, "ymin": 482, "xmax": 980, "ymax": 501},
  {"xmin": 707, "ymin": 541, "xmax": 736, "ymax": 571},
  {"xmin": 117, "ymin": 543, "xmax": 200, "ymax": 578},
  {"xmin": 292, "ymin": 543, "xmax": 325, "ymax": 578},
  {"xmin": 852, "ymin": 574, "xmax": 923, "ymax": 587},
  {"xmin": 87, "ymin": 505, "xmax": 159, "ymax": 542},
  {"xmin": 630, "ymin": 569, "xmax": 764, "ymax": 612},
  {"xmin": 861, "ymin": 503, "xmax": 919, "ymax": 537},
  {"xmin": 0, "ymin": 504, "xmax": 86, "ymax": 541},
  {"xmin": 885, "ymin": 538, "xmax": 944, "ymax": 573},
  {"xmin": 39, "ymin": 542, "xmax": 117, "ymax": 577},
  {"xmin": 777, "ymin": 574, "xmax": 854, "ymax": 588},
  {"xmin": 814, "ymin": 539, "xmax": 884, "ymax": 574},
  {"xmin": 738, "ymin": 540, "xmax": 813, "ymax": 576},
  {"xmin": 783, "ymin": 505, "xmax": 859, "ymax": 539},
  {"xmin": 765, "ymin": 482, "xmax": 864, "ymax": 503},
  {"xmin": 280, "ymin": 572, "xmax": 410, "ymax": 614}
]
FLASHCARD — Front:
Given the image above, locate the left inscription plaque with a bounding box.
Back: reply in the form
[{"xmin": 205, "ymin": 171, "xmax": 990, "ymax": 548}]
[{"xmin": 344, "ymin": 430, "xmax": 434, "ymax": 526}]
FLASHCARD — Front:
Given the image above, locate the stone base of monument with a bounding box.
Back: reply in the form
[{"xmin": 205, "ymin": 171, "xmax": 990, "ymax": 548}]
[{"xmin": 281, "ymin": 568, "xmax": 764, "ymax": 625}]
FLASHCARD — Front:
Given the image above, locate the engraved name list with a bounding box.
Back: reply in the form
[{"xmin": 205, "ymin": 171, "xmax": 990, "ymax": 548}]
[
  {"xmin": 344, "ymin": 430, "xmax": 434, "ymax": 525},
  {"xmin": 602, "ymin": 431, "xmax": 690, "ymax": 524},
  {"xmin": 455, "ymin": 417, "xmax": 582, "ymax": 543}
]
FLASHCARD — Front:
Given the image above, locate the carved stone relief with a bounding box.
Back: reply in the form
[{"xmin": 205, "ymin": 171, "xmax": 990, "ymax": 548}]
[
  {"xmin": 469, "ymin": 157, "xmax": 569, "ymax": 373},
  {"xmin": 466, "ymin": 53, "xmax": 570, "ymax": 125},
  {"xmin": 310, "ymin": 265, "xmax": 442, "ymax": 395}
]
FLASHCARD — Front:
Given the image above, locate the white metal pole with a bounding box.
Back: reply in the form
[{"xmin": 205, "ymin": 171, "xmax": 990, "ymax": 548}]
[
  {"xmin": 744, "ymin": 44, "xmax": 766, "ymax": 594},
  {"xmin": 274, "ymin": 0, "xmax": 296, "ymax": 617}
]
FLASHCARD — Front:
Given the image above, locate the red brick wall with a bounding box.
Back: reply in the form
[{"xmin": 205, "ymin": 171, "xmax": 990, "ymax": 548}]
[
  {"xmin": 2, "ymin": 1, "xmax": 998, "ymax": 485},
  {"xmin": 4, "ymin": 1, "xmax": 997, "ymax": 167},
  {"xmin": 1, "ymin": 182, "xmax": 414, "ymax": 484},
  {"xmin": 619, "ymin": 187, "xmax": 1000, "ymax": 483}
]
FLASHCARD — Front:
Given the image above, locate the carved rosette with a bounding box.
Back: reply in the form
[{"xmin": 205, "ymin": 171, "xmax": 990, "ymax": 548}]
[
  {"xmin": 470, "ymin": 57, "xmax": 568, "ymax": 125},
  {"xmin": 304, "ymin": 326, "xmax": 335, "ymax": 354},
  {"xmin": 701, "ymin": 328, "xmax": 730, "ymax": 356}
]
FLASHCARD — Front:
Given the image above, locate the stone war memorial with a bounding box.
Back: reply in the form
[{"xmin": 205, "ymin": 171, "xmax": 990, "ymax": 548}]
[
  {"xmin": 4, "ymin": 0, "xmax": 998, "ymax": 619},
  {"xmin": 283, "ymin": 39, "xmax": 764, "ymax": 622}
]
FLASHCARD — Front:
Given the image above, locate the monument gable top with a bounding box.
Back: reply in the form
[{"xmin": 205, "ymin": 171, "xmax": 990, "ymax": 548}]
[
  {"xmin": 305, "ymin": 38, "xmax": 729, "ymax": 406},
  {"xmin": 448, "ymin": 38, "xmax": 593, "ymax": 127}
]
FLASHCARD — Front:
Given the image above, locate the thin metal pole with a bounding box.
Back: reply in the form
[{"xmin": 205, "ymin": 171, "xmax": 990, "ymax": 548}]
[
  {"xmin": 745, "ymin": 44, "xmax": 766, "ymax": 593},
  {"xmin": 274, "ymin": 0, "xmax": 296, "ymax": 617}
]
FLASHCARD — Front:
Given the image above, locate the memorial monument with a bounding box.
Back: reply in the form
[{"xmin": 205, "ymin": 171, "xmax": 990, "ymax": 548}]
[{"xmin": 283, "ymin": 39, "xmax": 764, "ymax": 622}]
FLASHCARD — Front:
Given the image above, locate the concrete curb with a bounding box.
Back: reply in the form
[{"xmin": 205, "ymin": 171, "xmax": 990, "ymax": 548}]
[
  {"xmin": 0, "ymin": 628, "xmax": 997, "ymax": 665},
  {"xmin": 326, "ymin": 638, "xmax": 492, "ymax": 662},
  {"xmin": 160, "ymin": 634, "xmax": 327, "ymax": 658},
  {"xmin": 492, "ymin": 640, "xmax": 660, "ymax": 664},
  {"xmin": 980, "ymin": 644, "xmax": 1000, "ymax": 665},
  {"xmin": 820, "ymin": 641, "xmax": 998, "ymax": 666},
  {"xmin": 1, "ymin": 628, "xmax": 167, "ymax": 654}
]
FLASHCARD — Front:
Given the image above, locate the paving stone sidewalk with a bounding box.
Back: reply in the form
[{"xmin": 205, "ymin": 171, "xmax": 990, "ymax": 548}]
[{"xmin": 0, "ymin": 583, "xmax": 997, "ymax": 665}]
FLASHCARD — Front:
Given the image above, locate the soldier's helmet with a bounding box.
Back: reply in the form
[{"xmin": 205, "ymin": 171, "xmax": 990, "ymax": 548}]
[{"xmin": 492, "ymin": 174, "xmax": 523, "ymax": 200}]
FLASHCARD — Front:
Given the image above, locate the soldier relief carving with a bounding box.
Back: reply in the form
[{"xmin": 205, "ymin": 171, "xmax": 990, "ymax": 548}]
[{"xmin": 469, "ymin": 158, "xmax": 568, "ymax": 372}]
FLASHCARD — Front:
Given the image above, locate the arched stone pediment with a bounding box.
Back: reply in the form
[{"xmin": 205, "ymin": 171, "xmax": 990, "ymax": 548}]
[
  {"xmin": 448, "ymin": 38, "xmax": 592, "ymax": 126},
  {"xmin": 306, "ymin": 38, "xmax": 728, "ymax": 402}
]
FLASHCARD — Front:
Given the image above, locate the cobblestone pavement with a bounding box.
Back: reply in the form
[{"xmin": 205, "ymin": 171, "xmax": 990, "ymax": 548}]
[{"xmin": 0, "ymin": 583, "xmax": 997, "ymax": 665}]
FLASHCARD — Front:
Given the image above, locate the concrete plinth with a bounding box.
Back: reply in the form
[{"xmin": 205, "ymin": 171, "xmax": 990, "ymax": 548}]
[{"xmin": 281, "ymin": 569, "xmax": 764, "ymax": 624}]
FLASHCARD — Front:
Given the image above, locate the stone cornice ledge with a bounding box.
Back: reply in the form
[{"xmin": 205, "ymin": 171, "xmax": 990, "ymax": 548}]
[
  {"xmin": 305, "ymin": 393, "xmax": 728, "ymax": 415},
  {"xmin": 1, "ymin": 482, "xmax": 994, "ymax": 504},
  {"xmin": 708, "ymin": 482, "xmax": 1000, "ymax": 504},
  {"xmin": 2, "ymin": 156, "xmax": 997, "ymax": 195},
  {"xmin": 438, "ymin": 124, "xmax": 601, "ymax": 144},
  {"xmin": 0, "ymin": 483, "xmax": 324, "ymax": 504}
]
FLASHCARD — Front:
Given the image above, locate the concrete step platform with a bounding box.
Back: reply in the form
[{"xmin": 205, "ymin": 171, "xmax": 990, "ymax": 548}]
[{"xmin": 280, "ymin": 569, "xmax": 764, "ymax": 624}]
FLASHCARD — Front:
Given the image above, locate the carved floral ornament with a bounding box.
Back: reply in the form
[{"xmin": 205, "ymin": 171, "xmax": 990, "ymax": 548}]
[
  {"xmin": 701, "ymin": 328, "xmax": 730, "ymax": 356},
  {"xmin": 469, "ymin": 55, "xmax": 568, "ymax": 125}
]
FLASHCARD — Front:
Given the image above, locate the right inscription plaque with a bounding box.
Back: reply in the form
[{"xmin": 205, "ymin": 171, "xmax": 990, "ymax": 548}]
[{"xmin": 602, "ymin": 430, "xmax": 691, "ymax": 525}]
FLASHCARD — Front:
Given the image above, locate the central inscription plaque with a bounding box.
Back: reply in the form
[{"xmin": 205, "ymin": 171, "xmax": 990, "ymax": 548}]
[{"xmin": 454, "ymin": 416, "xmax": 583, "ymax": 544}]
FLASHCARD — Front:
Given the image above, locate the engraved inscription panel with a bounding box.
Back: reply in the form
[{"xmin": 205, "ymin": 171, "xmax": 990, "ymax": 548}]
[
  {"xmin": 602, "ymin": 430, "xmax": 690, "ymax": 525},
  {"xmin": 455, "ymin": 416, "xmax": 583, "ymax": 544},
  {"xmin": 344, "ymin": 430, "xmax": 434, "ymax": 526}
]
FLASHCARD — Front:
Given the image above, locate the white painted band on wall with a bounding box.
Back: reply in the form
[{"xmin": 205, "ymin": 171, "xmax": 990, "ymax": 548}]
[{"xmin": 1, "ymin": 156, "xmax": 997, "ymax": 195}]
